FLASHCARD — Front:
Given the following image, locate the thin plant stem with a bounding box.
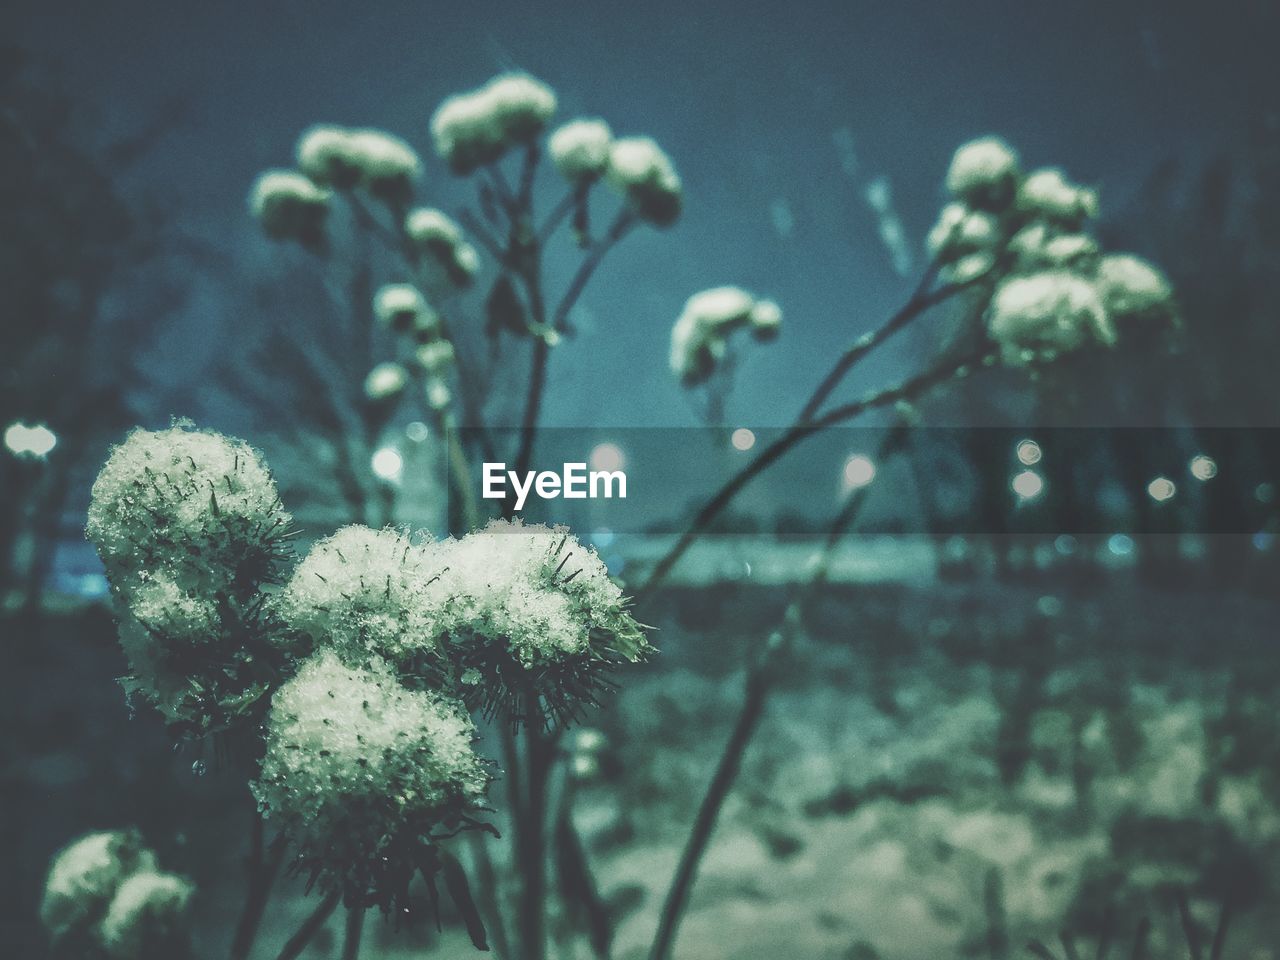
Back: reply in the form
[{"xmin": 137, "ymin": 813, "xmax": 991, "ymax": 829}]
[
  {"xmin": 537, "ymin": 188, "xmax": 578, "ymax": 244},
  {"xmin": 645, "ymin": 423, "xmax": 907, "ymax": 960},
  {"xmin": 467, "ymin": 831, "xmax": 512, "ymax": 960},
  {"xmin": 637, "ymin": 347, "xmax": 992, "ymax": 596},
  {"xmin": 230, "ymin": 810, "xmax": 289, "ymax": 960},
  {"xmin": 549, "ymin": 211, "xmax": 635, "ymax": 334},
  {"xmin": 276, "ymin": 890, "xmax": 341, "ymax": 960},
  {"xmin": 342, "ymin": 905, "xmax": 364, "ymax": 960},
  {"xmin": 517, "ymin": 702, "xmax": 550, "ymax": 960}
]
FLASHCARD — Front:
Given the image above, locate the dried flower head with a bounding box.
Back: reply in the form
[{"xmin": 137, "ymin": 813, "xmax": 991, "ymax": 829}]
[
  {"xmin": 988, "ymin": 270, "xmax": 1116, "ymax": 365},
  {"xmin": 549, "ymin": 118, "xmax": 613, "ymax": 183},
  {"xmin": 946, "ymin": 137, "xmax": 1021, "ymax": 211},
  {"xmin": 606, "ymin": 136, "xmax": 682, "ymax": 227},
  {"xmin": 249, "ymin": 170, "xmax": 330, "ymax": 249},
  {"xmin": 430, "ymin": 72, "xmax": 556, "ymax": 174}
]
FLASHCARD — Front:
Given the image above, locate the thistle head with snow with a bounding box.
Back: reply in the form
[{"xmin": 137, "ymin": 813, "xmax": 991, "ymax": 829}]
[
  {"xmin": 86, "ymin": 424, "xmax": 297, "ymax": 734},
  {"xmin": 927, "ymin": 136, "xmax": 1177, "ymax": 367}
]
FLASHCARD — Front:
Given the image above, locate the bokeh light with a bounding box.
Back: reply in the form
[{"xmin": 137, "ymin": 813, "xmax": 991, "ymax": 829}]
[
  {"xmin": 1147, "ymin": 477, "xmax": 1176, "ymax": 502},
  {"xmin": 731, "ymin": 428, "xmax": 756, "ymax": 451},
  {"xmin": 1189, "ymin": 454, "xmax": 1217, "ymax": 481},
  {"xmin": 4, "ymin": 422, "xmax": 57, "ymax": 459},
  {"xmin": 842, "ymin": 454, "xmax": 876, "ymax": 490},
  {"xmin": 1016, "ymin": 439, "xmax": 1042, "ymax": 466},
  {"xmin": 590, "ymin": 442, "xmax": 625, "ymax": 473},
  {"xmin": 1011, "ymin": 470, "xmax": 1044, "ymax": 500},
  {"xmin": 371, "ymin": 446, "xmax": 404, "ymax": 484},
  {"xmin": 405, "ymin": 421, "xmax": 429, "ymax": 443}
]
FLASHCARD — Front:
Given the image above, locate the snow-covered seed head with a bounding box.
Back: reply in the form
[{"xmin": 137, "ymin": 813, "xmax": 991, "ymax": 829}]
[
  {"xmin": 425, "ymin": 519, "xmax": 650, "ymax": 724},
  {"xmin": 40, "ymin": 831, "xmax": 158, "ymax": 949},
  {"xmin": 606, "ymin": 136, "xmax": 682, "ymax": 227},
  {"xmin": 275, "ymin": 526, "xmax": 449, "ymax": 669},
  {"xmin": 927, "ymin": 202, "xmax": 1002, "ymax": 264},
  {"xmin": 945, "ymin": 137, "xmax": 1021, "ymax": 211},
  {"xmin": 1018, "ymin": 168, "xmax": 1099, "ymax": 227},
  {"xmin": 749, "ymin": 299, "xmax": 783, "ymax": 341},
  {"xmin": 364, "ymin": 363, "xmax": 409, "ymax": 401},
  {"xmin": 670, "ymin": 286, "xmax": 773, "ymax": 385},
  {"xmin": 98, "ymin": 870, "xmax": 194, "ymax": 959},
  {"xmin": 249, "ymin": 170, "xmax": 330, "ymax": 248},
  {"xmin": 373, "ymin": 283, "xmax": 428, "ymax": 333},
  {"xmin": 1095, "ymin": 254, "xmax": 1176, "ymax": 326},
  {"xmin": 549, "ymin": 118, "xmax": 613, "ymax": 184},
  {"xmin": 987, "ymin": 270, "xmax": 1116, "ymax": 366},
  {"xmin": 296, "ymin": 126, "xmax": 421, "ymax": 203},
  {"xmin": 430, "ymin": 72, "xmax": 556, "ymax": 174},
  {"xmin": 416, "ymin": 340, "xmax": 456, "ymax": 376},
  {"xmin": 1008, "ymin": 223, "xmax": 1099, "ymax": 272},
  {"xmin": 252, "ymin": 651, "xmax": 488, "ymax": 902},
  {"xmin": 405, "ymin": 208, "xmax": 480, "ymax": 288},
  {"xmin": 87, "ymin": 424, "xmax": 291, "ymax": 598}
]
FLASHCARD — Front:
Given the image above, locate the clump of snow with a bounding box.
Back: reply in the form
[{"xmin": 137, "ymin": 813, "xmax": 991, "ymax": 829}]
[
  {"xmin": 430, "ymin": 72, "xmax": 557, "ymax": 174},
  {"xmin": 1017, "ymin": 168, "xmax": 1099, "ymax": 227},
  {"xmin": 252, "ymin": 650, "xmax": 487, "ymax": 887},
  {"xmin": 606, "ymin": 136, "xmax": 683, "ymax": 227},
  {"xmin": 1095, "ymin": 253, "xmax": 1176, "ymax": 324},
  {"xmin": 98, "ymin": 870, "xmax": 194, "ymax": 959},
  {"xmin": 296, "ymin": 125, "xmax": 420, "ymax": 202},
  {"xmin": 404, "ymin": 208, "xmax": 480, "ymax": 287},
  {"xmin": 373, "ymin": 283, "xmax": 429, "ymax": 332},
  {"xmin": 670, "ymin": 287, "xmax": 782, "ymax": 385},
  {"xmin": 275, "ymin": 526, "xmax": 448, "ymax": 668},
  {"xmin": 987, "ymin": 271, "xmax": 1116, "ymax": 365},
  {"xmin": 87, "ymin": 424, "xmax": 290, "ymax": 598},
  {"xmin": 364, "ymin": 362, "xmax": 409, "ymax": 401},
  {"xmin": 945, "ymin": 137, "xmax": 1021, "ymax": 211},
  {"xmin": 249, "ymin": 170, "xmax": 330, "ymax": 247},
  {"xmin": 549, "ymin": 118, "xmax": 613, "ymax": 183}
]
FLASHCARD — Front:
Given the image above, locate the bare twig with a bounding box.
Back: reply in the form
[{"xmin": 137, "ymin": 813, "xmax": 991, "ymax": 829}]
[{"xmin": 276, "ymin": 891, "xmax": 341, "ymax": 960}]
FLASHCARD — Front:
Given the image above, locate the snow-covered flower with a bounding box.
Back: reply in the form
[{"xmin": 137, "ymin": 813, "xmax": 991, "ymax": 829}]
[
  {"xmin": 373, "ymin": 283, "xmax": 429, "ymax": 332},
  {"xmin": 40, "ymin": 831, "xmax": 158, "ymax": 949},
  {"xmin": 405, "ymin": 208, "xmax": 481, "ymax": 287},
  {"xmin": 252, "ymin": 650, "xmax": 488, "ymax": 908},
  {"xmin": 364, "ymin": 362, "xmax": 409, "ymax": 401},
  {"xmin": 749, "ymin": 298, "xmax": 782, "ymax": 341},
  {"xmin": 416, "ymin": 340, "xmax": 455, "ymax": 375},
  {"xmin": 945, "ymin": 137, "xmax": 1020, "ymax": 211},
  {"xmin": 670, "ymin": 287, "xmax": 779, "ymax": 385},
  {"xmin": 1018, "ymin": 168, "xmax": 1099, "ymax": 227},
  {"xmin": 1009, "ymin": 224, "xmax": 1099, "ymax": 272},
  {"xmin": 275, "ymin": 526, "xmax": 448, "ymax": 670},
  {"xmin": 606, "ymin": 136, "xmax": 682, "ymax": 227},
  {"xmin": 926, "ymin": 202, "xmax": 1003, "ymax": 279},
  {"xmin": 296, "ymin": 126, "xmax": 421, "ymax": 202},
  {"xmin": 1095, "ymin": 254, "xmax": 1176, "ymax": 325},
  {"xmin": 549, "ymin": 118, "xmax": 613, "ymax": 183},
  {"xmin": 987, "ymin": 271, "xmax": 1116, "ymax": 365},
  {"xmin": 87, "ymin": 425, "xmax": 291, "ymax": 598},
  {"xmin": 98, "ymin": 870, "xmax": 194, "ymax": 959},
  {"xmin": 249, "ymin": 170, "xmax": 330, "ymax": 248},
  {"xmin": 424, "ymin": 519, "xmax": 650, "ymax": 723},
  {"xmin": 430, "ymin": 72, "xmax": 556, "ymax": 174}
]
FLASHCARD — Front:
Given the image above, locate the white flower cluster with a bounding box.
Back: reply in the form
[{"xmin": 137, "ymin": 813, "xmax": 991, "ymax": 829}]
[
  {"xmin": 252, "ymin": 651, "xmax": 487, "ymax": 889},
  {"xmin": 404, "ymin": 207, "xmax": 481, "ymax": 288},
  {"xmin": 670, "ymin": 286, "xmax": 782, "ymax": 385},
  {"xmin": 606, "ymin": 136, "xmax": 683, "ymax": 227},
  {"xmin": 87, "ymin": 425, "xmax": 291, "ymax": 722},
  {"xmin": 41, "ymin": 831, "xmax": 193, "ymax": 958},
  {"xmin": 428, "ymin": 518, "xmax": 638, "ymax": 668},
  {"xmin": 249, "ymin": 170, "xmax": 330, "ymax": 248},
  {"xmin": 549, "ymin": 118, "xmax": 613, "ymax": 184},
  {"xmin": 927, "ymin": 136, "xmax": 1175, "ymax": 365},
  {"xmin": 364, "ymin": 361, "xmax": 409, "ymax": 401},
  {"xmin": 275, "ymin": 526, "xmax": 449, "ymax": 667},
  {"xmin": 87, "ymin": 425, "xmax": 290, "ymax": 596},
  {"xmin": 296, "ymin": 125, "xmax": 421, "ymax": 201},
  {"xmin": 430, "ymin": 72, "xmax": 557, "ymax": 174}
]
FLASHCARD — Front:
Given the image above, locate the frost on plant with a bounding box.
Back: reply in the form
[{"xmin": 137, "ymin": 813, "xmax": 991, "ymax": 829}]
[
  {"xmin": 670, "ymin": 286, "xmax": 783, "ymax": 386},
  {"xmin": 295, "ymin": 125, "xmax": 421, "ymax": 204},
  {"xmin": 925, "ymin": 136, "xmax": 1177, "ymax": 366},
  {"xmin": 430, "ymin": 71, "xmax": 557, "ymax": 174},
  {"xmin": 248, "ymin": 170, "xmax": 330, "ymax": 250},
  {"xmin": 549, "ymin": 118, "xmax": 613, "ymax": 184},
  {"xmin": 86, "ymin": 424, "xmax": 295, "ymax": 732},
  {"xmin": 274, "ymin": 525, "xmax": 449, "ymax": 675},
  {"xmin": 40, "ymin": 830, "xmax": 192, "ymax": 958},
  {"xmin": 252, "ymin": 650, "xmax": 489, "ymax": 911},
  {"xmin": 606, "ymin": 136, "xmax": 683, "ymax": 227}
]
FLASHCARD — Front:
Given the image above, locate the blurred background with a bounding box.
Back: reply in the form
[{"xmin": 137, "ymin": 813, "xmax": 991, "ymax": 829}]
[{"xmin": 4, "ymin": 1, "xmax": 1280, "ymax": 957}]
